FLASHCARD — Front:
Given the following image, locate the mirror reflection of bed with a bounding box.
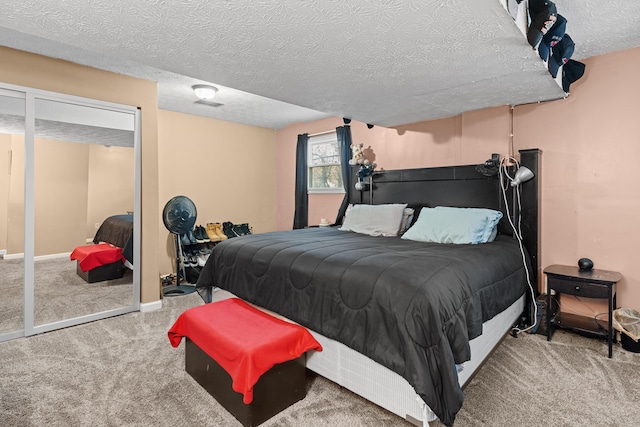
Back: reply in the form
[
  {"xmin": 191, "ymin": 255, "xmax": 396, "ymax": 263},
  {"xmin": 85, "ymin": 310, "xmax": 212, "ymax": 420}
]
[{"xmin": 92, "ymin": 214, "xmax": 134, "ymax": 268}]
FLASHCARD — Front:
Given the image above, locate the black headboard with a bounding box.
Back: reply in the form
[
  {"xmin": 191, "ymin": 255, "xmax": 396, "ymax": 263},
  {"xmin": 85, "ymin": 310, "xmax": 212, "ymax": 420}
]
[
  {"xmin": 353, "ymin": 163, "xmax": 504, "ymax": 209},
  {"xmin": 349, "ymin": 149, "xmax": 541, "ymax": 286}
]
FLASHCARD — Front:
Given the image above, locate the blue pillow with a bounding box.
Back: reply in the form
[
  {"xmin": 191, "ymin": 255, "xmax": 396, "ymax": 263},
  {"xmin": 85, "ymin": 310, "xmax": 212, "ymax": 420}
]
[
  {"xmin": 434, "ymin": 207, "xmax": 503, "ymax": 243},
  {"xmin": 401, "ymin": 206, "xmax": 502, "ymax": 244}
]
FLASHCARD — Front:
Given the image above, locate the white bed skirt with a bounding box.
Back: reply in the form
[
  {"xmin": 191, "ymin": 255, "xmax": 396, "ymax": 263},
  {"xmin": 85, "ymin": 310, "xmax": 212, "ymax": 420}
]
[
  {"xmin": 211, "ymin": 289, "xmax": 524, "ymax": 426},
  {"xmin": 305, "ymin": 295, "xmax": 525, "ymax": 425}
]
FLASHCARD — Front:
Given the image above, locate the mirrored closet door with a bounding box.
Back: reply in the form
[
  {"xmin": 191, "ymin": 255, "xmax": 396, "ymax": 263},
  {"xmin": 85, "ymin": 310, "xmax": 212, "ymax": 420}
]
[{"xmin": 0, "ymin": 84, "xmax": 140, "ymax": 342}]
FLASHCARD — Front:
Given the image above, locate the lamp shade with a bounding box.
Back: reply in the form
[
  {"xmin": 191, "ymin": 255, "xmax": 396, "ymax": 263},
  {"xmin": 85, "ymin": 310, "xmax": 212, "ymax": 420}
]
[
  {"xmin": 511, "ymin": 166, "xmax": 534, "ymax": 187},
  {"xmin": 192, "ymin": 85, "xmax": 218, "ymax": 100}
]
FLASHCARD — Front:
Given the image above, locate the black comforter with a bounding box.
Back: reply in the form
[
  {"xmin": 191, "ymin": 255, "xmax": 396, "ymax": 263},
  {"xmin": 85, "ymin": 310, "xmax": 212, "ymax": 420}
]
[
  {"xmin": 196, "ymin": 228, "xmax": 527, "ymax": 425},
  {"xmin": 93, "ymin": 214, "xmax": 133, "ymax": 264}
]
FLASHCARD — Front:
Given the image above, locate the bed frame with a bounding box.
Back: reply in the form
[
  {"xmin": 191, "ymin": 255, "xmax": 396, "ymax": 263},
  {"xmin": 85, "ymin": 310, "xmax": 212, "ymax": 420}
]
[
  {"xmin": 305, "ymin": 296, "xmax": 525, "ymax": 425},
  {"xmin": 308, "ymin": 148, "xmax": 541, "ymax": 425},
  {"xmin": 210, "ymin": 149, "xmax": 540, "ymax": 425}
]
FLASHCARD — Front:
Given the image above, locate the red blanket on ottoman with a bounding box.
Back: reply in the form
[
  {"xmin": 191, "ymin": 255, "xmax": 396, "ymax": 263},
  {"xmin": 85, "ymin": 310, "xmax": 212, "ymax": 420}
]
[{"xmin": 168, "ymin": 298, "xmax": 322, "ymax": 404}]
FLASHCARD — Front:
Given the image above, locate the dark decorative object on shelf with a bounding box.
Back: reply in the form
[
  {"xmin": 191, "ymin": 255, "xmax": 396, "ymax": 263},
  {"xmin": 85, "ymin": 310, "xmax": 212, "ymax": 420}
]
[
  {"xmin": 355, "ymin": 163, "xmax": 376, "ymax": 191},
  {"xmin": 578, "ymin": 257, "xmax": 594, "ymax": 271},
  {"xmin": 475, "ymin": 154, "xmax": 500, "ymax": 177}
]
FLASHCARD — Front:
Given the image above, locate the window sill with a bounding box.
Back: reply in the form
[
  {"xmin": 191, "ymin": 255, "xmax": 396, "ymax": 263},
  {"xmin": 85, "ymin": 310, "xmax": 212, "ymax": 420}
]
[{"xmin": 308, "ymin": 189, "xmax": 346, "ymax": 195}]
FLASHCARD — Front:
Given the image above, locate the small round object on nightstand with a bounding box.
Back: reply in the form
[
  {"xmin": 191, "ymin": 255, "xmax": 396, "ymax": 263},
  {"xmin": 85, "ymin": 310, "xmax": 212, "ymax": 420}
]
[{"xmin": 578, "ymin": 258, "xmax": 594, "ymax": 271}]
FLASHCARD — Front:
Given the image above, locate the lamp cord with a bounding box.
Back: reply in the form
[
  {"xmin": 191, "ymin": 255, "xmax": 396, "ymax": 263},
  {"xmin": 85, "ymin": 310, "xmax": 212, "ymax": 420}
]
[{"xmin": 500, "ymin": 157, "xmax": 538, "ymax": 335}]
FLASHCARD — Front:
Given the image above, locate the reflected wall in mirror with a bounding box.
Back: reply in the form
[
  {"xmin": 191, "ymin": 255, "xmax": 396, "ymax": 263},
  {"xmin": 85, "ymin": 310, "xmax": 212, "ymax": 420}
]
[
  {"xmin": 33, "ymin": 98, "xmax": 135, "ymax": 327},
  {"xmin": 0, "ymin": 91, "xmax": 25, "ymax": 337}
]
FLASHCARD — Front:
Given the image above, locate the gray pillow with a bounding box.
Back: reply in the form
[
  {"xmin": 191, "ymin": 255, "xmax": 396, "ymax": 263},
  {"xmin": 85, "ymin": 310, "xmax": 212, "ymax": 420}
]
[{"xmin": 339, "ymin": 204, "xmax": 408, "ymax": 237}]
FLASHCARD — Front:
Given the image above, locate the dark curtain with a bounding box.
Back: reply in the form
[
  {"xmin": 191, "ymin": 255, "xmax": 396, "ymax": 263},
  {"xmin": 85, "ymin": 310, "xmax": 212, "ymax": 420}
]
[
  {"xmin": 334, "ymin": 125, "xmax": 352, "ymax": 225},
  {"xmin": 293, "ymin": 133, "xmax": 309, "ymax": 229}
]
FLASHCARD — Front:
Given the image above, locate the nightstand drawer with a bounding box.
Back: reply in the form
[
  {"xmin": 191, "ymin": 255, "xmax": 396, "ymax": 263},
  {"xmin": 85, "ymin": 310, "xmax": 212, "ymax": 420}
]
[{"xmin": 548, "ymin": 277, "xmax": 610, "ymax": 298}]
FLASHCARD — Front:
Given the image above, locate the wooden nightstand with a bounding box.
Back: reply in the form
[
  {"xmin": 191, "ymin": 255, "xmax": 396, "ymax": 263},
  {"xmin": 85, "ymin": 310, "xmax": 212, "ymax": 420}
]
[{"xmin": 544, "ymin": 264, "xmax": 622, "ymax": 358}]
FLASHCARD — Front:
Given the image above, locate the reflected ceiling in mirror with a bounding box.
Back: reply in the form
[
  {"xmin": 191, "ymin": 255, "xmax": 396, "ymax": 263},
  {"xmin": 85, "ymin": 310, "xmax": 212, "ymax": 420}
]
[{"xmin": 0, "ymin": 115, "xmax": 134, "ymax": 147}]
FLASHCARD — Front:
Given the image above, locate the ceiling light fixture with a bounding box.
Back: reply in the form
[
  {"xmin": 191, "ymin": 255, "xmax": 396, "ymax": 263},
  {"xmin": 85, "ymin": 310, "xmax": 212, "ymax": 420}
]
[{"xmin": 192, "ymin": 84, "xmax": 218, "ymax": 100}]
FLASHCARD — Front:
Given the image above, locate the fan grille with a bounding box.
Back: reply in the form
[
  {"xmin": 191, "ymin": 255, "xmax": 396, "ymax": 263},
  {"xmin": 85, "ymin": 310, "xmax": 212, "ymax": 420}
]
[{"xmin": 162, "ymin": 196, "xmax": 197, "ymax": 234}]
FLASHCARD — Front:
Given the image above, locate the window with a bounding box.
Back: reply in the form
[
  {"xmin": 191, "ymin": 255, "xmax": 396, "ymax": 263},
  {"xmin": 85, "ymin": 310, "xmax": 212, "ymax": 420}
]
[{"xmin": 307, "ymin": 132, "xmax": 344, "ymax": 193}]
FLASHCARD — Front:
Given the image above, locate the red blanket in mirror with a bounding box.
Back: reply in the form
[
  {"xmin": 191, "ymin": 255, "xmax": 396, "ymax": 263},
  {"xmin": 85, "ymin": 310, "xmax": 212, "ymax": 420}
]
[{"xmin": 70, "ymin": 243, "xmax": 125, "ymax": 272}]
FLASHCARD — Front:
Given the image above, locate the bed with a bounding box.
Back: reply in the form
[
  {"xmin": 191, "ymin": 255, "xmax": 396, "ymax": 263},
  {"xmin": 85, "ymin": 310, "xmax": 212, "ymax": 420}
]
[
  {"xmin": 195, "ymin": 149, "xmax": 540, "ymax": 426},
  {"xmin": 92, "ymin": 214, "xmax": 134, "ymax": 265}
]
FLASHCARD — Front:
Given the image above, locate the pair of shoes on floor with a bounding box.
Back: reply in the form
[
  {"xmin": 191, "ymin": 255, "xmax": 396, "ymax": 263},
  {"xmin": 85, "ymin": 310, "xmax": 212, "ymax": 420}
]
[
  {"xmin": 161, "ymin": 275, "xmax": 175, "ymax": 286},
  {"xmin": 193, "ymin": 225, "xmax": 210, "ymax": 243},
  {"xmin": 206, "ymin": 223, "xmax": 228, "ymax": 242}
]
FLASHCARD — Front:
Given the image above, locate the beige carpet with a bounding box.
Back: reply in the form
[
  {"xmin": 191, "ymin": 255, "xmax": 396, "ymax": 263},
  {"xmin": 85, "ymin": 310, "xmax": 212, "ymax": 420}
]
[
  {"xmin": 1, "ymin": 291, "xmax": 639, "ymax": 427},
  {"xmin": 0, "ymin": 257, "xmax": 133, "ymax": 333}
]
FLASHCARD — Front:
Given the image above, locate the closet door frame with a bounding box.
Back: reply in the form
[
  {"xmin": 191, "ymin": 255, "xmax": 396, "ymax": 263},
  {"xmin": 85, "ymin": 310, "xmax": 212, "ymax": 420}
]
[{"xmin": 0, "ymin": 82, "xmax": 141, "ymax": 339}]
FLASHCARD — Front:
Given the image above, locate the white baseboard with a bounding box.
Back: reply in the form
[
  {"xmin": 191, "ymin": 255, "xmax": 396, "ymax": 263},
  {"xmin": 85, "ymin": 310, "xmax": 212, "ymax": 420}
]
[
  {"xmin": 3, "ymin": 252, "xmax": 72, "ymax": 261},
  {"xmin": 3, "ymin": 252, "xmax": 22, "ymax": 260},
  {"xmin": 140, "ymin": 300, "xmax": 162, "ymax": 313},
  {"xmin": 36, "ymin": 252, "xmax": 71, "ymax": 261}
]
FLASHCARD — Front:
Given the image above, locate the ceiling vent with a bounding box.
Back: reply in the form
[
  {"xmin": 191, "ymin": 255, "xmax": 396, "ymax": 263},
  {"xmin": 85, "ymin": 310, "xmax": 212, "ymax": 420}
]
[{"xmin": 195, "ymin": 99, "xmax": 224, "ymax": 107}]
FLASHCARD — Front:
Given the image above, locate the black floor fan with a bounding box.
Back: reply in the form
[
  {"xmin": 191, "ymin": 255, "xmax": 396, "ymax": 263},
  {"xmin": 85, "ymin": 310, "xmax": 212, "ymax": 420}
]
[{"xmin": 162, "ymin": 195, "xmax": 197, "ymax": 296}]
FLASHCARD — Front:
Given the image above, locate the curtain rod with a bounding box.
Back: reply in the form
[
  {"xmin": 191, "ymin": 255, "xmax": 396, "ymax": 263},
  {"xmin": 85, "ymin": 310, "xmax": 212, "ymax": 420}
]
[{"xmin": 308, "ymin": 129, "xmax": 335, "ymax": 137}]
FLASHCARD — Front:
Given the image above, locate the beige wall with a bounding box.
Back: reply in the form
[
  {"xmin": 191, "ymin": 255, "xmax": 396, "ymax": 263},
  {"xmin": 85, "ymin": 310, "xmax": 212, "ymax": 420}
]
[
  {"xmin": 0, "ymin": 47, "xmax": 160, "ymax": 303},
  {"xmin": 2, "ymin": 138, "xmax": 133, "ymax": 255},
  {"xmin": 0, "ymin": 134, "xmax": 11, "ymax": 252},
  {"xmin": 0, "ymin": 47, "xmax": 277, "ymax": 301},
  {"xmin": 86, "ymin": 145, "xmax": 135, "ymax": 240},
  {"xmin": 157, "ymin": 109, "xmax": 277, "ymax": 275},
  {"xmin": 33, "ymin": 139, "xmax": 89, "ymax": 255},
  {"xmin": 275, "ymin": 46, "xmax": 640, "ymax": 314},
  {"xmin": 5, "ymin": 135, "xmax": 25, "ymax": 256}
]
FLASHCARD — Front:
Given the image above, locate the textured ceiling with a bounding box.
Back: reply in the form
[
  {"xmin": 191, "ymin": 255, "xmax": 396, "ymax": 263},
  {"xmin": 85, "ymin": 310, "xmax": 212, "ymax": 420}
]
[
  {"xmin": 0, "ymin": 115, "xmax": 134, "ymax": 148},
  {"xmin": 0, "ymin": 0, "xmax": 639, "ymax": 130}
]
